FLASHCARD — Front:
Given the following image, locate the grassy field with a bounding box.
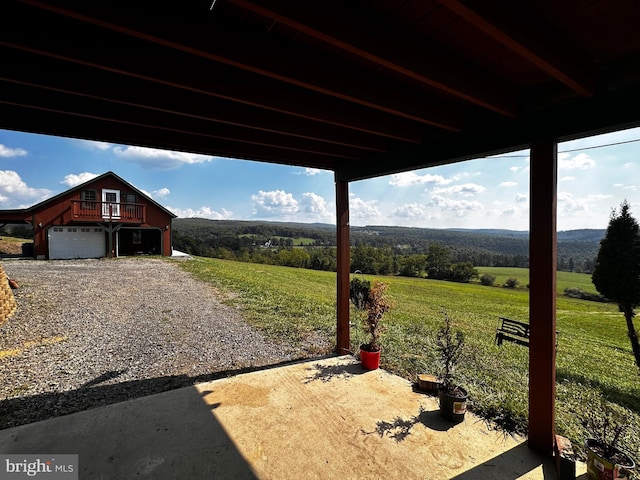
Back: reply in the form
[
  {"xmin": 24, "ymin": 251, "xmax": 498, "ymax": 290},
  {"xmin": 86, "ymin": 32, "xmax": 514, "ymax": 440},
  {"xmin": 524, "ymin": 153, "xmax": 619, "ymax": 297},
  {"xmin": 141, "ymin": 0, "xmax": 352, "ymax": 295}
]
[
  {"xmin": 173, "ymin": 257, "xmax": 639, "ymax": 460},
  {"xmin": 476, "ymin": 266, "xmax": 601, "ymax": 295},
  {"xmin": 238, "ymin": 234, "xmax": 316, "ymax": 246}
]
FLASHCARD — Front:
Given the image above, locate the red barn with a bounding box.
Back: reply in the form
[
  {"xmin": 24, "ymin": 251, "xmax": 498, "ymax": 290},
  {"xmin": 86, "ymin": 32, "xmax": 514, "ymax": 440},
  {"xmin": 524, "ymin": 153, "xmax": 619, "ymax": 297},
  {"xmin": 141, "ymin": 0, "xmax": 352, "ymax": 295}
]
[{"xmin": 0, "ymin": 172, "xmax": 176, "ymax": 259}]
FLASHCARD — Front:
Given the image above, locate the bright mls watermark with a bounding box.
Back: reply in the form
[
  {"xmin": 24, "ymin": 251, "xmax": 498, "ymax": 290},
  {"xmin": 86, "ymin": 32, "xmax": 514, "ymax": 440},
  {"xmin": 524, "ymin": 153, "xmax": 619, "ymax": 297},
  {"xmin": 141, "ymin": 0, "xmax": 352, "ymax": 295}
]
[{"xmin": 0, "ymin": 455, "xmax": 78, "ymax": 479}]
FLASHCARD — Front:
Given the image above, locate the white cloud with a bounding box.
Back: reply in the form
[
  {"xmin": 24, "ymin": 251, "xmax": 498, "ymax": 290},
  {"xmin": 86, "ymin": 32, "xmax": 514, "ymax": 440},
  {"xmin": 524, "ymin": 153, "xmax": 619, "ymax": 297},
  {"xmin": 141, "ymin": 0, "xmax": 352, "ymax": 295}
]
[
  {"xmin": 246, "ymin": 190, "xmax": 334, "ymax": 222},
  {"xmin": 170, "ymin": 206, "xmax": 233, "ymax": 220},
  {"xmin": 0, "ymin": 145, "xmax": 27, "ymax": 157},
  {"xmin": 515, "ymin": 193, "xmax": 528, "ymax": 203},
  {"xmin": 558, "ymin": 152, "xmax": 595, "ymax": 170},
  {"xmin": 558, "ymin": 192, "xmax": 573, "ymax": 201},
  {"xmin": 434, "ymin": 183, "xmax": 486, "ymax": 197},
  {"xmin": 509, "ymin": 166, "xmax": 520, "ymax": 173},
  {"xmin": 393, "ymin": 203, "xmax": 425, "ymax": 219},
  {"xmin": 451, "ymin": 171, "xmax": 480, "ymax": 181},
  {"xmin": 113, "ymin": 146, "xmax": 215, "ymax": 170},
  {"xmin": 349, "ymin": 194, "xmax": 381, "ymax": 219},
  {"xmin": 251, "ymin": 190, "xmax": 299, "ymax": 217},
  {"xmin": 558, "ymin": 191, "xmax": 589, "ymax": 214},
  {"xmin": 152, "ymin": 188, "xmax": 170, "ymax": 198},
  {"xmin": 428, "ymin": 195, "xmax": 482, "ymax": 216},
  {"xmin": 500, "ymin": 206, "xmax": 518, "ymax": 216},
  {"xmin": 588, "ymin": 194, "xmax": 613, "ymax": 200},
  {"xmin": 559, "ymin": 176, "xmax": 575, "ymax": 182},
  {"xmin": 388, "ymin": 171, "xmax": 451, "ymax": 187},
  {"xmin": 299, "ymin": 192, "xmax": 333, "ymax": 222},
  {"xmin": 61, "ymin": 172, "xmax": 100, "ymax": 187},
  {"xmin": 0, "ymin": 170, "xmax": 52, "ymax": 207},
  {"xmin": 75, "ymin": 139, "xmax": 112, "ymax": 151},
  {"xmin": 294, "ymin": 167, "xmax": 325, "ymax": 176},
  {"xmin": 499, "ymin": 181, "xmax": 518, "ymax": 187}
]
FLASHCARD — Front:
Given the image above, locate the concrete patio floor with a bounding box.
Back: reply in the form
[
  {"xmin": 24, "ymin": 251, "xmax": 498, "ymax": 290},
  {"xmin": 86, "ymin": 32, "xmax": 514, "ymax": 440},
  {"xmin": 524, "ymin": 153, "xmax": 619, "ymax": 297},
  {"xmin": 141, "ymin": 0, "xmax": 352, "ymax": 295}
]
[{"xmin": 0, "ymin": 355, "xmax": 586, "ymax": 479}]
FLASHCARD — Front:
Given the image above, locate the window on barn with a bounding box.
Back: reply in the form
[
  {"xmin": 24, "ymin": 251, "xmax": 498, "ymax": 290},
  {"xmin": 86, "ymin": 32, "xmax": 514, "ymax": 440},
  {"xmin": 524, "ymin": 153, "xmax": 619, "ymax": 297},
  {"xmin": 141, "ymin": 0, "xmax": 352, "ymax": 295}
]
[
  {"xmin": 123, "ymin": 193, "xmax": 138, "ymax": 218},
  {"xmin": 81, "ymin": 189, "xmax": 97, "ymax": 211},
  {"xmin": 123, "ymin": 193, "xmax": 137, "ymax": 203}
]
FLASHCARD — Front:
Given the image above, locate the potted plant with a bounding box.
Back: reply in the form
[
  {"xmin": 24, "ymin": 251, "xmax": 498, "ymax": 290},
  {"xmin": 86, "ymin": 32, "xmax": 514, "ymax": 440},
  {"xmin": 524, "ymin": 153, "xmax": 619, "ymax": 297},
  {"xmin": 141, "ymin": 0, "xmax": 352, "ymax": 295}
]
[
  {"xmin": 435, "ymin": 309, "xmax": 468, "ymax": 423},
  {"xmin": 349, "ymin": 277, "xmax": 393, "ymax": 370},
  {"xmin": 581, "ymin": 398, "xmax": 636, "ymax": 480}
]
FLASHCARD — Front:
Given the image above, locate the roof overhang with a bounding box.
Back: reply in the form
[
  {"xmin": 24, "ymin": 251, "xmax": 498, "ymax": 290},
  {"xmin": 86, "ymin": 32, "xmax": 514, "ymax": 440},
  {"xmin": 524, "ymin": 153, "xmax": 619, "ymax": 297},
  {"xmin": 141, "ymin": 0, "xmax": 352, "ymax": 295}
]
[{"xmin": 1, "ymin": 0, "xmax": 639, "ymax": 181}]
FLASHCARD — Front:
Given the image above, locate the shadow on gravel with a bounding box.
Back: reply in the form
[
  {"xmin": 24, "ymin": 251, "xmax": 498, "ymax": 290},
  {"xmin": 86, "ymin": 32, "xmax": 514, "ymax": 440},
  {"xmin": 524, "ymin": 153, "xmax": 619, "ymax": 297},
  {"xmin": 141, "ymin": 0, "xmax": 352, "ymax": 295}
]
[{"xmin": 0, "ymin": 354, "xmax": 338, "ymax": 430}]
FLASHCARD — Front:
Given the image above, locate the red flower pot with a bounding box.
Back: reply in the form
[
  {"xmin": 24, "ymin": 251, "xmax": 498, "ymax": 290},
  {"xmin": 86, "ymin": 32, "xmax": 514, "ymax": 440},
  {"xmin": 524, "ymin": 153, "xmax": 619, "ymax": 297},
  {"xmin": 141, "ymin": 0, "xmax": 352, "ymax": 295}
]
[{"xmin": 360, "ymin": 346, "xmax": 381, "ymax": 370}]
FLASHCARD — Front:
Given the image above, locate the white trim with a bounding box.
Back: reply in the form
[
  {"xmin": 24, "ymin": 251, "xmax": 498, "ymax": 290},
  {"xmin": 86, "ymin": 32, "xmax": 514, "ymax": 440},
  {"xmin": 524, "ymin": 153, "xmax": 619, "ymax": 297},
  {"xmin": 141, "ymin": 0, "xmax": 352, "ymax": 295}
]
[{"xmin": 102, "ymin": 189, "xmax": 121, "ymax": 219}]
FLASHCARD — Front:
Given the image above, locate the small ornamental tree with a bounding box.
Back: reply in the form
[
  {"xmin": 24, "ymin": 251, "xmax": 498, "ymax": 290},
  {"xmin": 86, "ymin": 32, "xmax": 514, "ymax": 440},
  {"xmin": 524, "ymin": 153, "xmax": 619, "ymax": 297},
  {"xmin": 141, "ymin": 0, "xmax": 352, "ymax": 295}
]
[
  {"xmin": 436, "ymin": 309, "xmax": 465, "ymax": 394},
  {"xmin": 349, "ymin": 277, "xmax": 393, "ymax": 352},
  {"xmin": 592, "ymin": 200, "xmax": 640, "ymax": 370},
  {"xmin": 361, "ymin": 281, "xmax": 393, "ymax": 352}
]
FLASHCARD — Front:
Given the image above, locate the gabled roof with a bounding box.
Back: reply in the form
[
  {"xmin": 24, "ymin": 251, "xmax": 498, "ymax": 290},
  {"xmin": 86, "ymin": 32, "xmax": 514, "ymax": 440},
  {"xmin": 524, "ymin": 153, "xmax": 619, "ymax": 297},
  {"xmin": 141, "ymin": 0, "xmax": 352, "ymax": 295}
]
[
  {"xmin": 1, "ymin": 1, "xmax": 640, "ymax": 182},
  {"xmin": 4, "ymin": 171, "xmax": 177, "ymax": 219}
]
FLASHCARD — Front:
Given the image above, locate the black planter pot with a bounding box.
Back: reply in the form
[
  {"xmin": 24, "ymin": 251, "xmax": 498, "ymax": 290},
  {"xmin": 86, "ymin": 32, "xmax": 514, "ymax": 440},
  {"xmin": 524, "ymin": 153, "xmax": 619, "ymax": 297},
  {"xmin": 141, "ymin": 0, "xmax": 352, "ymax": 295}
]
[{"xmin": 438, "ymin": 385, "xmax": 468, "ymax": 423}]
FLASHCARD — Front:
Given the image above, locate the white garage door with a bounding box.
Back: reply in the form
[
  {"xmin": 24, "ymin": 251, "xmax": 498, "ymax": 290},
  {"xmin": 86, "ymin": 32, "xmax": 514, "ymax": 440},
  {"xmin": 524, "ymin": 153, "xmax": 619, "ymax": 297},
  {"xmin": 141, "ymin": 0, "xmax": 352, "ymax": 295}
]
[{"xmin": 48, "ymin": 226, "xmax": 106, "ymax": 260}]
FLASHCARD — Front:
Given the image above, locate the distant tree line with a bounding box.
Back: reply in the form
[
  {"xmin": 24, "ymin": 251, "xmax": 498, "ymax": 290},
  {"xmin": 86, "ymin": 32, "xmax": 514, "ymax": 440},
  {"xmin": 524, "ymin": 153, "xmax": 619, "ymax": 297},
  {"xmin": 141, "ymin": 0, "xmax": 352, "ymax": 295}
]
[
  {"xmin": 173, "ymin": 230, "xmax": 481, "ymax": 281},
  {"xmin": 0, "ymin": 225, "xmax": 33, "ymax": 239},
  {"xmin": 171, "ymin": 219, "xmax": 600, "ymax": 277}
]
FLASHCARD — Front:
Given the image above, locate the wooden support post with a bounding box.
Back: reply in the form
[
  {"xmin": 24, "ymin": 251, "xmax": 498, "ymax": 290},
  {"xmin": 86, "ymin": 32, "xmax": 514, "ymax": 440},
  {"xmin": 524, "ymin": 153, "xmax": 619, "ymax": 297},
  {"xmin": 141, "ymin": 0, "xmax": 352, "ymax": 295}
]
[
  {"xmin": 335, "ymin": 178, "xmax": 350, "ymax": 355},
  {"xmin": 528, "ymin": 140, "xmax": 558, "ymax": 454}
]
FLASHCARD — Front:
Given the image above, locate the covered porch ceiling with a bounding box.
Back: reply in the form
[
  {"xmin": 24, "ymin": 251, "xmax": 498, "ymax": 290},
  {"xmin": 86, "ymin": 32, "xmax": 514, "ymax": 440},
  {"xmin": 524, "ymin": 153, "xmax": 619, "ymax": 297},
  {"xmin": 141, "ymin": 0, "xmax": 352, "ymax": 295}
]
[
  {"xmin": 2, "ymin": 0, "xmax": 639, "ymax": 458},
  {"xmin": 2, "ymin": 0, "xmax": 640, "ymax": 181}
]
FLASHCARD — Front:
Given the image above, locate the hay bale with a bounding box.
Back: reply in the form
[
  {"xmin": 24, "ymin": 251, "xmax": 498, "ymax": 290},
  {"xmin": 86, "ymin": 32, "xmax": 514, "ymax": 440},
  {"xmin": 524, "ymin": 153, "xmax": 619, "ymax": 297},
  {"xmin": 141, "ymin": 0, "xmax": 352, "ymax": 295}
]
[{"xmin": 0, "ymin": 263, "xmax": 17, "ymax": 327}]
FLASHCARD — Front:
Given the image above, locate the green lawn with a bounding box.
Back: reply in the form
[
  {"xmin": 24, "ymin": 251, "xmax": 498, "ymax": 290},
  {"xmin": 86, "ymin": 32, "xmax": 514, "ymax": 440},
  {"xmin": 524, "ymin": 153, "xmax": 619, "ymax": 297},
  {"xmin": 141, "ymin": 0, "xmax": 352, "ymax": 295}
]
[
  {"xmin": 476, "ymin": 266, "xmax": 600, "ymax": 295},
  {"xmin": 173, "ymin": 257, "xmax": 639, "ymax": 460}
]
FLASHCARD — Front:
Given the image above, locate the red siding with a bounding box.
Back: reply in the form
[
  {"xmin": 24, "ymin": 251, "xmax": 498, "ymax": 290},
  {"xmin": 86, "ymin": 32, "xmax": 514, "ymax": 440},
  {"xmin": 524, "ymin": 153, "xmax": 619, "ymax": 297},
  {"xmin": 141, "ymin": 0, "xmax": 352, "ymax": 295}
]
[{"xmin": 28, "ymin": 176, "xmax": 174, "ymax": 258}]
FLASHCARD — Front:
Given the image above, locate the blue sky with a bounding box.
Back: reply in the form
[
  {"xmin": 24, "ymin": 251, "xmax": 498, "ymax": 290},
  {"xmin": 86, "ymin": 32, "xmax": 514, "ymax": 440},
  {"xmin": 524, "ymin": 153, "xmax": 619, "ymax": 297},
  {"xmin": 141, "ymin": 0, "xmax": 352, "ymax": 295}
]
[{"xmin": 0, "ymin": 126, "xmax": 639, "ymax": 231}]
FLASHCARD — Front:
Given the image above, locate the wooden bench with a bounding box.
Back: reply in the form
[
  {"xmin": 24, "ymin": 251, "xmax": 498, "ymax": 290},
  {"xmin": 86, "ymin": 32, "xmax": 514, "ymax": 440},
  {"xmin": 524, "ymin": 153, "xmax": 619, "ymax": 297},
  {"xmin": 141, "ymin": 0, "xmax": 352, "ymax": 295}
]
[
  {"xmin": 495, "ymin": 317, "xmax": 558, "ymax": 348},
  {"xmin": 495, "ymin": 317, "xmax": 530, "ymax": 347}
]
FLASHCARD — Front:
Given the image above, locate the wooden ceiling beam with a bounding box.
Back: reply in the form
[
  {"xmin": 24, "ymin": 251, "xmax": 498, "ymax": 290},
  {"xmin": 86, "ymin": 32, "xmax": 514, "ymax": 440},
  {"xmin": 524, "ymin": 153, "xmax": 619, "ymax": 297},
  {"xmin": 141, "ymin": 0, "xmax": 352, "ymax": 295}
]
[
  {"xmin": 0, "ymin": 72, "xmax": 390, "ymax": 153},
  {"xmin": 337, "ymin": 81, "xmax": 640, "ymax": 182},
  {"xmin": 0, "ymin": 38, "xmax": 423, "ymax": 144},
  {"xmin": 0, "ymin": 102, "xmax": 342, "ymax": 170},
  {"xmin": 437, "ymin": 0, "xmax": 594, "ymax": 97},
  {"xmin": 19, "ymin": 0, "xmax": 463, "ymax": 131},
  {"xmin": 227, "ymin": 0, "xmax": 518, "ymax": 118},
  {"xmin": 0, "ymin": 84, "xmax": 365, "ymax": 160}
]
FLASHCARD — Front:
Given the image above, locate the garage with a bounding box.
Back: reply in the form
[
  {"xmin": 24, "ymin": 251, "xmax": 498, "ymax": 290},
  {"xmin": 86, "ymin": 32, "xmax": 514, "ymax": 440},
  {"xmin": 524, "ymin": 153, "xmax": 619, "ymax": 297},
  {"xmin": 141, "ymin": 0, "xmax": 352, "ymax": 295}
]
[
  {"xmin": 117, "ymin": 228, "xmax": 162, "ymax": 256},
  {"xmin": 48, "ymin": 226, "xmax": 106, "ymax": 260}
]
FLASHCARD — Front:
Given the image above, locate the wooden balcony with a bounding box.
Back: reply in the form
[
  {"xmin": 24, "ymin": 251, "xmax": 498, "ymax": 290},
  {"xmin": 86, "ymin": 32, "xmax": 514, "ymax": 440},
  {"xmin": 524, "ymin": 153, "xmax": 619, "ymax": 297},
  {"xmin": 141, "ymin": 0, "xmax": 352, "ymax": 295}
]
[{"xmin": 71, "ymin": 201, "xmax": 146, "ymax": 223}]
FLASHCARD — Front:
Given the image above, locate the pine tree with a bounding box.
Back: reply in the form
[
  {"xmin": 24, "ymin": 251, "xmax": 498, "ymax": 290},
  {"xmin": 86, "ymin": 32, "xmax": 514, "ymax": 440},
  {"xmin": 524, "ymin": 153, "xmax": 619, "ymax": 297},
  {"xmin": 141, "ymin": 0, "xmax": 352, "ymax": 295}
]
[{"xmin": 592, "ymin": 200, "xmax": 640, "ymax": 370}]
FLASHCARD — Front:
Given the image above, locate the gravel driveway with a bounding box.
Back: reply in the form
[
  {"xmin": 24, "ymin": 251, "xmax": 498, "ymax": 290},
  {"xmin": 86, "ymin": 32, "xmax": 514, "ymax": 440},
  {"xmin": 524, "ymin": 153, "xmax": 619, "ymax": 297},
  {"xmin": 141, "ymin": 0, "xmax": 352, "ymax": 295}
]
[{"xmin": 0, "ymin": 257, "xmax": 307, "ymax": 429}]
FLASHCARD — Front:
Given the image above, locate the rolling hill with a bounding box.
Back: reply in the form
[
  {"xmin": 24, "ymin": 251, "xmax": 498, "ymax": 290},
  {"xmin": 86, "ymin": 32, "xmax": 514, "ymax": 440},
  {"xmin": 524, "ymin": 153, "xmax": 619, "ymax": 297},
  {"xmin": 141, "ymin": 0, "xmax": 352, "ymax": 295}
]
[{"xmin": 173, "ymin": 218, "xmax": 603, "ymax": 271}]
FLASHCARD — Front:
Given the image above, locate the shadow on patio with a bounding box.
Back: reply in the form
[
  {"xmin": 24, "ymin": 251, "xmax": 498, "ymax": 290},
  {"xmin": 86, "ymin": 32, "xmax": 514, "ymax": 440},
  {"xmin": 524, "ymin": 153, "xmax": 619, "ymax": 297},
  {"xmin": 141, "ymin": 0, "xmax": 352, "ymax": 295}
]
[{"xmin": 0, "ymin": 355, "xmax": 585, "ymax": 479}]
